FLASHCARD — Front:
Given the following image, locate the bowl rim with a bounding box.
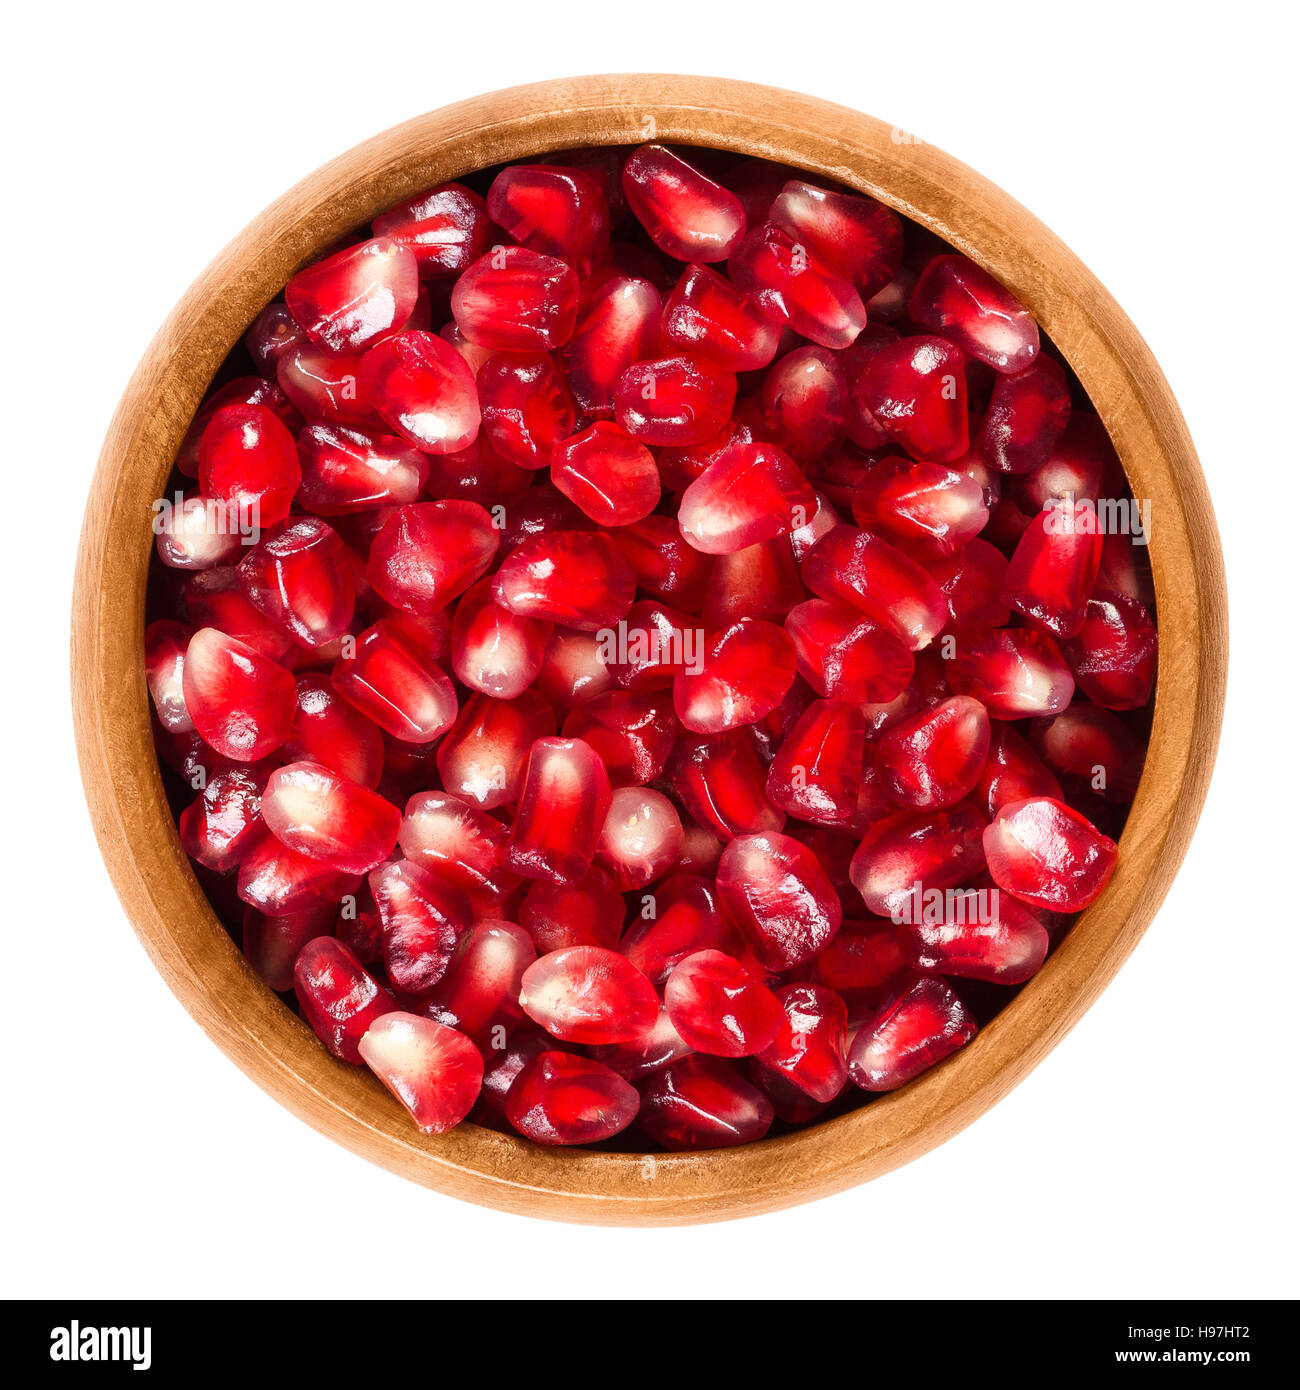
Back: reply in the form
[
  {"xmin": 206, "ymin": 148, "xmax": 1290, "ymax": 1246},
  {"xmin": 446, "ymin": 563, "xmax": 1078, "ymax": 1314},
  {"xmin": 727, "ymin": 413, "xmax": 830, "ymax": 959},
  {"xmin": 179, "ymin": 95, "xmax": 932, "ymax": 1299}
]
[{"xmin": 71, "ymin": 73, "xmax": 1228, "ymax": 1226}]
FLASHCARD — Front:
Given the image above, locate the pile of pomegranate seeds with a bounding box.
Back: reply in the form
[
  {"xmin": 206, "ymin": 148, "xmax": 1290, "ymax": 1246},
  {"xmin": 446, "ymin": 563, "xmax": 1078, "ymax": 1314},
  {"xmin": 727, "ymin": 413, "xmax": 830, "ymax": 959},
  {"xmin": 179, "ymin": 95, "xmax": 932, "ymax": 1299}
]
[{"xmin": 147, "ymin": 143, "xmax": 1156, "ymax": 1150}]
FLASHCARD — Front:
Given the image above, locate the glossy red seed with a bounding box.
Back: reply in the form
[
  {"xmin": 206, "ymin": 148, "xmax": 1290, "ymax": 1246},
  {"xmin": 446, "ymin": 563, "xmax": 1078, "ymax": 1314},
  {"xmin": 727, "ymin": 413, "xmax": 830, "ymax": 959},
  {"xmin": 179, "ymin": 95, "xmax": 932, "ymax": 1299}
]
[
  {"xmin": 236, "ymin": 835, "xmax": 357, "ymax": 916},
  {"xmin": 294, "ymin": 937, "xmax": 396, "ymax": 1064},
  {"xmin": 855, "ymin": 336, "xmax": 970, "ymax": 462},
  {"xmin": 449, "ymin": 578, "xmax": 550, "ymax": 700},
  {"xmin": 242, "ymin": 905, "xmax": 332, "ymax": 992},
  {"xmin": 601, "ymin": 600, "xmax": 693, "ymax": 690},
  {"xmin": 282, "ymin": 674, "xmax": 384, "ymax": 789},
  {"xmin": 657, "ymin": 417, "xmax": 753, "ymax": 493},
  {"xmin": 661, "ymin": 263, "xmax": 782, "ymax": 371},
  {"xmin": 756, "ymin": 982, "xmax": 849, "ymax": 1101},
  {"xmin": 505, "ymin": 1051, "xmax": 638, "ymax": 1144},
  {"xmin": 979, "ymin": 358, "xmax": 1071, "ymax": 474},
  {"xmin": 761, "ymin": 346, "xmax": 848, "ymax": 460},
  {"xmin": 769, "ymin": 181, "xmax": 903, "ymax": 296},
  {"xmin": 848, "ymin": 975, "xmax": 977, "ymax": 1091},
  {"xmin": 399, "ymin": 790, "xmax": 516, "ymax": 915},
  {"xmin": 558, "ymin": 275, "xmax": 662, "ymax": 418},
  {"xmin": 296, "ymin": 423, "xmax": 427, "ymax": 514},
  {"xmin": 1097, "ymin": 530, "xmax": 1156, "ymax": 611},
  {"xmin": 589, "ymin": 1005, "xmax": 692, "ymax": 1081},
  {"xmin": 261, "ymin": 761, "xmax": 399, "ymax": 874},
  {"xmin": 236, "ymin": 517, "xmax": 355, "ymax": 648},
  {"xmin": 358, "ymin": 330, "xmax": 481, "ymax": 454},
  {"xmin": 850, "ymin": 800, "xmax": 988, "ymax": 918},
  {"xmin": 518, "ymin": 945, "xmax": 658, "ymax": 1044},
  {"xmin": 802, "ymin": 525, "xmax": 948, "ymax": 651},
  {"xmin": 783, "ymin": 598, "xmax": 913, "ymax": 703},
  {"xmin": 667, "ymin": 729, "xmax": 785, "ymax": 840},
  {"xmin": 702, "ymin": 537, "xmax": 805, "ymax": 628},
  {"xmin": 358, "ymin": 1012, "xmax": 483, "ymax": 1132},
  {"xmin": 614, "ymin": 354, "xmax": 736, "ymax": 446},
  {"xmin": 673, "ymin": 618, "xmax": 796, "ymax": 734},
  {"xmin": 622, "ymin": 145, "xmax": 746, "ymax": 262},
  {"xmin": 719, "ymin": 831, "xmax": 843, "ymax": 970},
  {"xmin": 983, "ymin": 796, "xmax": 1118, "ymax": 911},
  {"xmin": 1029, "ymin": 704, "xmax": 1146, "ymax": 803},
  {"xmin": 366, "ymin": 500, "xmax": 497, "ymax": 616},
  {"xmin": 372, "ymin": 183, "xmax": 495, "ymax": 278},
  {"xmin": 677, "ymin": 439, "xmax": 814, "ymax": 555},
  {"xmin": 596, "ymin": 786, "xmax": 684, "ymax": 890},
  {"xmin": 332, "ymin": 621, "xmax": 457, "ymax": 743},
  {"xmin": 199, "ymin": 403, "xmax": 301, "ymax": 529},
  {"xmin": 286, "ymin": 237, "xmax": 418, "ymax": 352},
  {"xmin": 153, "ymin": 493, "xmax": 243, "ymax": 571},
  {"xmin": 1003, "ymin": 498, "xmax": 1103, "ymax": 638},
  {"xmin": 534, "ymin": 629, "xmax": 614, "ymax": 712},
  {"xmin": 925, "ymin": 537, "xmax": 1011, "ymax": 635},
  {"xmin": 245, "ymin": 302, "xmax": 305, "ymax": 371},
  {"xmin": 901, "ymin": 889, "xmax": 1049, "ymax": 984},
  {"xmin": 369, "ymin": 859, "xmax": 468, "ymax": 994},
  {"xmin": 876, "ymin": 695, "xmax": 991, "ymax": 811},
  {"xmin": 1061, "ymin": 590, "xmax": 1157, "ymax": 710},
  {"xmin": 638, "ymin": 1055, "xmax": 774, "ymax": 1149},
  {"xmin": 664, "ymin": 949, "xmax": 781, "ymax": 1058},
  {"xmin": 492, "ymin": 529, "xmax": 636, "ymax": 631},
  {"xmin": 277, "ymin": 344, "xmax": 382, "ymax": 431},
  {"xmin": 551, "ymin": 421, "xmax": 660, "ymax": 525},
  {"xmin": 144, "ymin": 620, "xmax": 193, "ymax": 733},
  {"xmin": 178, "ymin": 764, "xmax": 266, "ymax": 872},
  {"xmin": 488, "ymin": 164, "xmax": 610, "ymax": 276},
  {"xmin": 425, "ymin": 919, "xmax": 536, "ymax": 1048},
  {"xmin": 947, "ymin": 626, "xmax": 1075, "ymax": 718},
  {"xmin": 562, "ymin": 689, "xmax": 677, "ymax": 787},
  {"xmin": 974, "ymin": 723, "xmax": 1063, "ymax": 817},
  {"xmin": 789, "ymin": 489, "xmax": 843, "ymax": 562},
  {"xmin": 806, "ymin": 920, "xmax": 909, "ymax": 1000},
  {"xmin": 910, "ymin": 254, "xmax": 1039, "ymax": 374},
  {"xmin": 477, "ymin": 351, "xmax": 575, "ymax": 469},
  {"xmin": 436, "ymin": 690, "xmax": 555, "ymax": 810},
  {"xmin": 520, "ymin": 864, "xmax": 624, "ymax": 954},
  {"xmin": 766, "ymin": 699, "xmax": 866, "ymax": 825},
  {"xmin": 614, "ymin": 514, "xmax": 713, "ymax": 610},
  {"xmin": 507, "ymin": 737, "xmax": 612, "ymax": 885},
  {"xmin": 452, "ymin": 246, "xmax": 579, "ymax": 351},
  {"xmin": 424, "ymin": 433, "xmax": 532, "ymax": 506},
  {"xmin": 176, "ymin": 376, "xmax": 302, "ymax": 478},
  {"xmin": 619, "ymin": 874, "xmax": 734, "ymax": 983},
  {"xmin": 729, "ymin": 223, "xmax": 866, "ymax": 350},
  {"xmin": 851, "ymin": 457, "xmax": 988, "ymax": 556},
  {"xmin": 182, "ymin": 628, "xmax": 295, "ymax": 761}
]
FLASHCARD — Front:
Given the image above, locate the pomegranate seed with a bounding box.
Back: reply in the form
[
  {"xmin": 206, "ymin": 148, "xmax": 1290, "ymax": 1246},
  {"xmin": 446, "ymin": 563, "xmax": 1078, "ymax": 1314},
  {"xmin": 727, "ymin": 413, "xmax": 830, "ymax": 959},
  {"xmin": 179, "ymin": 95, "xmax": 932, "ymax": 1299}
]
[
  {"xmin": 1028, "ymin": 704, "xmax": 1146, "ymax": 803},
  {"xmin": 785, "ymin": 597, "xmax": 913, "ymax": 703},
  {"xmin": 199, "ymin": 403, "xmax": 301, "ymax": 529},
  {"xmin": 761, "ymin": 346, "xmax": 848, "ymax": 459},
  {"xmin": 551, "ymin": 422, "xmax": 660, "ymax": 525},
  {"xmin": 488, "ymin": 164, "xmax": 610, "ymax": 276},
  {"xmin": 766, "ymin": 698, "xmax": 866, "ymax": 824},
  {"xmin": 851, "ymin": 458, "xmax": 989, "ymax": 556},
  {"xmin": 661, "ymin": 263, "xmax": 782, "ymax": 371},
  {"xmin": 294, "ymin": 937, "xmax": 395, "ymax": 1064},
  {"xmin": 909, "ymin": 254, "xmax": 1039, "ymax": 374},
  {"xmin": 614, "ymin": 514, "xmax": 713, "ymax": 610},
  {"xmin": 614, "ymin": 354, "xmax": 736, "ymax": 446},
  {"xmin": 297, "ymin": 423, "xmax": 428, "ymax": 514},
  {"xmin": 425, "ymin": 919, "xmax": 536, "ymax": 1048},
  {"xmin": 492, "ymin": 530, "xmax": 635, "ymax": 631},
  {"xmin": 925, "ymin": 537, "xmax": 1011, "ymax": 634},
  {"xmin": 176, "ymin": 375, "xmax": 302, "ymax": 476},
  {"xmin": 622, "ymin": 145, "xmax": 746, "ymax": 262},
  {"xmin": 477, "ymin": 351, "xmax": 575, "ymax": 469},
  {"xmin": 729, "ymin": 223, "xmax": 866, "ymax": 349},
  {"xmin": 534, "ymin": 629, "xmax": 614, "ymax": 712},
  {"xmin": 619, "ymin": 874, "xmax": 735, "ymax": 983},
  {"xmin": 449, "ymin": 578, "xmax": 550, "ymax": 700},
  {"xmin": 855, "ymin": 336, "xmax": 969, "ymax": 463},
  {"xmin": 245, "ymin": 302, "xmax": 305, "ymax": 371},
  {"xmin": 372, "ymin": 183, "xmax": 495, "ymax": 278},
  {"xmin": 1097, "ymin": 531, "xmax": 1156, "ymax": 611},
  {"xmin": 277, "ymin": 344, "xmax": 383, "ymax": 431},
  {"xmin": 261, "ymin": 761, "xmax": 399, "ymax": 874},
  {"xmin": 848, "ymin": 976, "xmax": 977, "ymax": 1091},
  {"xmin": 369, "ymin": 859, "xmax": 468, "ymax": 994},
  {"xmin": 563, "ymin": 689, "xmax": 677, "ymax": 786},
  {"xmin": 665, "ymin": 949, "xmax": 782, "ymax": 1057},
  {"xmin": 451, "ymin": 246, "xmax": 579, "ymax": 351},
  {"xmin": 802, "ymin": 525, "xmax": 947, "ymax": 651},
  {"xmin": 506, "ymin": 737, "xmax": 611, "ymax": 885},
  {"xmin": 154, "ymin": 492, "xmax": 243, "ymax": 570},
  {"xmin": 505, "ymin": 1051, "xmax": 639, "ymax": 1145},
  {"xmin": 145, "ymin": 620, "xmax": 194, "ymax": 732},
  {"xmin": 1061, "ymin": 590, "xmax": 1158, "ymax": 710},
  {"xmin": 436, "ymin": 689, "xmax": 555, "ymax": 810},
  {"xmin": 358, "ymin": 330, "xmax": 481, "ymax": 454},
  {"xmin": 358, "ymin": 1012, "xmax": 483, "ymax": 1133},
  {"xmin": 983, "ymin": 796, "xmax": 1118, "ymax": 911},
  {"xmin": 677, "ymin": 440, "xmax": 814, "ymax": 555},
  {"xmin": 789, "ymin": 489, "xmax": 843, "ymax": 562},
  {"xmin": 806, "ymin": 920, "xmax": 909, "ymax": 1000},
  {"xmin": 673, "ymin": 618, "xmax": 796, "ymax": 734},
  {"xmin": 282, "ymin": 674, "xmax": 384, "ymax": 789},
  {"xmin": 769, "ymin": 181, "xmax": 903, "ymax": 296},
  {"xmin": 178, "ymin": 764, "xmax": 266, "ymax": 872},
  {"xmin": 703, "ymin": 537, "xmax": 805, "ymax": 627},
  {"xmin": 657, "ymin": 417, "xmax": 753, "ymax": 492},
  {"xmin": 520, "ymin": 865, "xmax": 624, "ymax": 954},
  {"xmin": 876, "ymin": 695, "xmax": 991, "ymax": 811},
  {"xmin": 974, "ymin": 723, "xmax": 1063, "ymax": 817},
  {"xmin": 947, "ymin": 626, "xmax": 1075, "ymax": 718},
  {"xmin": 597, "ymin": 785, "xmax": 684, "ymax": 890},
  {"xmin": 183, "ymin": 628, "xmax": 295, "ymax": 761},
  {"xmin": 756, "ymin": 982, "xmax": 849, "ymax": 1101},
  {"xmin": 602, "ymin": 600, "xmax": 693, "ymax": 690},
  {"xmin": 236, "ymin": 517, "xmax": 355, "ymax": 648},
  {"xmin": 473, "ymin": 1029, "xmax": 557, "ymax": 1129},
  {"xmin": 285, "ymin": 237, "xmax": 418, "ymax": 353},
  {"xmin": 424, "ymin": 434, "xmax": 532, "ymax": 507},
  {"xmin": 332, "ymin": 621, "xmax": 457, "ymax": 743},
  {"xmin": 589, "ymin": 1005, "xmax": 692, "ymax": 1080},
  {"xmin": 399, "ymin": 790, "xmax": 516, "ymax": 915},
  {"xmin": 979, "ymin": 358, "xmax": 1071, "ymax": 474},
  {"xmin": 1003, "ymin": 498, "xmax": 1103, "ymax": 638},
  {"xmin": 558, "ymin": 275, "xmax": 662, "ymax": 418},
  {"xmin": 901, "ymin": 887, "xmax": 1049, "ymax": 985},
  {"xmin": 667, "ymin": 729, "xmax": 785, "ymax": 840},
  {"xmin": 518, "ymin": 945, "xmax": 658, "ymax": 1044},
  {"xmin": 637, "ymin": 1055, "xmax": 774, "ymax": 1149},
  {"xmin": 237, "ymin": 835, "xmax": 357, "ymax": 916},
  {"xmin": 850, "ymin": 800, "xmax": 988, "ymax": 918},
  {"xmin": 366, "ymin": 499, "xmax": 497, "ymax": 616},
  {"xmin": 242, "ymin": 905, "xmax": 332, "ymax": 993},
  {"xmin": 718, "ymin": 831, "xmax": 843, "ymax": 970}
]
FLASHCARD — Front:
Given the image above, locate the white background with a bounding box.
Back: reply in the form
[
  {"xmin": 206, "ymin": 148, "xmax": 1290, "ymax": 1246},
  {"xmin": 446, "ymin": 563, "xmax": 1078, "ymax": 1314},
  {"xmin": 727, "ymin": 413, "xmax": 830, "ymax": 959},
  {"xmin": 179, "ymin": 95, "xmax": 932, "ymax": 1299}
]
[{"xmin": 4, "ymin": 0, "xmax": 1296, "ymax": 1301}]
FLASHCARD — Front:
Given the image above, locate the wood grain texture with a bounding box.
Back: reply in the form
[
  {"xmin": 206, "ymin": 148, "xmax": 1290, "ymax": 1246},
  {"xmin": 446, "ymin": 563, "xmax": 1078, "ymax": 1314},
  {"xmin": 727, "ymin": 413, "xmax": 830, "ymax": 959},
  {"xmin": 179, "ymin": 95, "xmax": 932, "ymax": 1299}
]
[{"xmin": 70, "ymin": 75, "xmax": 1228, "ymax": 1225}]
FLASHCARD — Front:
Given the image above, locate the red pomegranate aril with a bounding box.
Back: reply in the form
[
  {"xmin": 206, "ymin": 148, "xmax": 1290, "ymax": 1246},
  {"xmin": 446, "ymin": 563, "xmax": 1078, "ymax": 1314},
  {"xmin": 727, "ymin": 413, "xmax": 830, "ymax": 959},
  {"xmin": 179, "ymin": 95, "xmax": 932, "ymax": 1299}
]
[
  {"xmin": 178, "ymin": 764, "xmax": 266, "ymax": 872},
  {"xmin": 520, "ymin": 864, "xmax": 624, "ymax": 954},
  {"xmin": 369, "ymin": 859, "xmax": 469, "ymax": 994},
  {"xmin": 703, "ymin": 537, "xmax": 805, "ymax": 628},
  {"xmin": 784, "ymin": 598, "xmax": 913, "ymax": 704},
  {"xmin": 332, "ymin": 621, "xmax": 457, "ymax": 743},
  {"xmin": 236, "ymin": 517, "xmax": 355, "ymax": 648},
  {"xmin": 358, "ymin": 330, "xmax": 481, "ymax": 455},
  {"xmin": 602, "ymin": 601, "xmax": 693, "ymax": 690},
  {"xmin": 182, "ymin": 628, "xmax": 295, "ymax": 761},
  {"xmin": 296, "ymin": 423, "xmax": 428, "ymax": 514},
  {"xmin": 615, "ymin": 514, "xmax": 713, "ymax": 610},
  {"xmin": 876, "ymin": 695, "xmax": 991, "ymax": 811},
  {"xmin": 176, "ymin": 375, "xmax": 303, "ymax": 476},
  {"xmin": 423, "ymin": 433, "xmax": 532, "ymax": 507},
  {"xmin": 277, "ymin": 344, "xmax": 382, "ymax": 431},
  {"xmin": 506, "ymin": 737, "xmax": 611, "ymax": 885},
  {"xmin": 492, "ymin": 529, "xmax": 635, "ymax": 631},
  {"xmin": 282, "ymin": 673, "xmax": 384, "ymax": 789},
  {"xmin": 596, "ymin": 786, "xmax": 684, "ymax": 890},
  {"xmin": 657, "ymin": 416, "xmax": 753, "ymax": 492},
  {"xmin": 366, "ymin": 499, "xmax": 497, "ymax": 616},
  {"xmin": 559, "ymin": 275, "xmax": 662, "ymax": 418},
  {"xmin": 848, "ymin": 975, "xmax": 977, "ymax": 1091},
  {"xmin": 856, "ymin": 335, "xmax": 970, "ymax": 463},
  {"xmin": 518, "ymin": 945, "xmax": 658, "ymax": 1045},
  {"xmin": 909, "ymin": 254, "xmax": 1039, "ymax": 374},
  {"xmin": 452, "ymin": 246, "xmax": 579, "ymax": 351},
  {"xmin": 563, "ymin": 689, "xmax": 677, "ymax": 786},
  {"xmin": 242, "ymin": 905, "xmax": 332, "ymax": 993},
  {"xmin": 372, "ymin": 183, "xmax": 495, "ymax": 278},
  {"xmin": 661, "ymin": 263, "xmax": 782, "ymax": 371},
  {"xmin": 236, "ymin": 834, "xmax": 357, "ymax": 916},
  {"xmin": 983, "ymin": 796, "xmax": 1118, "ymax": 911},
  {"xmin": 551, "ymin": 422, "xmax": 660, "ymax": 526},
  {"xmin": 980, "ymin": 358, "xmax": 1071, "ymax": 474},
  {"xmin": 668, "ymin": 729, "xmax": 785, "ymax": 840},
  {"xmin": 294, "ymin": 936, "xmax": 396, "ymax": 1064},
  {"xmin": 449, "ymin": 578, "xmax": 549, "ymax": 700},
  {"xmin": 975, "ymin": 723, "xmax": 1064, "ymax": 817},
  {"xmin": 474, "ymin": 1029, "xmax": 556, "ymax": 1128},
  {"xmin": 850, "ymin": 800, "xmax": 988, "ymax": 919},
  {"xmin": 1029, "ymin": 704, "xmax": 1146, "ymax": 803},
  {"xmin": 534, "ymin": 629, "xmax": 614, "ymax": 712},
  {"xmin": 199, "ymin": 402, "xmax": 301, "ymax": 530},
  {"xmin": 261, "ymin": 760, "xmax": 399, "ymax": 874},
  {"xmin": 589, "ymin": 1004, "xmax": 692, "ymax": 1081},
  {"xmin": 729, "ymin": 223, "xmax": 866, "ymax": 350},
  {"xmin": 947, "ymin": 626, "xmax": 1075, "ymax": 719},
  {"xmin": 154, "ymin": 493, "xmax": 243, "ymax": 571},
  {"xmin": 761, "ymin": 346, "xmax": 849, "ymax": 460},
  {"xmin": 789, "ymin": 489, "xmax": 843, "ymax": 562},
  {"xmin": 614, "ymin": 354, "xmax": 736, "ymax": 446},
  {"xmin": 638, "ymin": 1055, "xmax": 774, "ymax": 1150},
  {"xmin": 1062, "ymin": 590, "xmax": 1157, "ymax": 710},
  {"xmin": 399, "ymin": 790, "xmax": 516, "ymax": 914},
  {"xmin": 767, "ymin": 698, "xmax": 866, "ymax": 825},
  {"xmin": 756, "ymin": 982, "xmax": 849, "ymax": 1102},
  {"xmin": 925, "ymin": 537, "xmax": 1011, "ymax": 635},
  {"xmin": 436, "ymin": 689, "xmax": 555, "ymax": 810},
  {"xmin": 505, "ymin": 1051, "xmax": 639, "ymax": 1145},
  {"xmin": 769, "ymin": 181, "xmax": 903, "ymax": 296},
  {"xmin": 488, "ymin": 164, "xmax": 610, "ymax": 276},
  {"xmin": 1003, "ymin": 498, "xmax": 1103, "ymax": 639},
  {"xmin": 145, "ymin": 620, "xmax": 193, "ymax": 733},
  {"xmin": 673, "ymin": 618, "xmax": 796, "ymax": 734},
  {"xmin": 358, "ymin": 1012, "xmax": 483, "ymax": 1133},
  {"xmin": 851, "ymin": 457, "xmax": 989, "ymax": 556},
  {"xmin": 718, "ymin": 831, "xmax": 843, "ymax": 971},
  {"xmin": 285, "ymin": 237, "xmax": 419, "ymax": 353},
  {"xmin": 619, "ymin": 874, "xmax": 733, "ymax": 983},
  {"xmin": 664, "ymin": 949, "xmax": 781, "ymax": 1058},
  {"xmin": 901, "ymin": 890, "xmax": 1049, "ymax": 985},
  {"xmin": 802, "ymin": 525, "xmax": 948, "ymax": 651},
  {"xmin": 477, "ymin": 351, "xmax": 575, "ymax": 470},
  {"xmin": 425, "ymin": 918, "xmax": 535, "ymax": 1048},
  {"xmin": 245, "ymin": 302, "xmax": 305, "ymax": 371},
  {"xmin": 806, "ymin": 919, "xmax": 909, "ymax": 1000},
  {"xmin": 622, "ymin": 145, "xmax": 746, "ymax": 263},
  {"xmin": 677, "ymin": 439, "xmax": 814, "ymax": 555}
]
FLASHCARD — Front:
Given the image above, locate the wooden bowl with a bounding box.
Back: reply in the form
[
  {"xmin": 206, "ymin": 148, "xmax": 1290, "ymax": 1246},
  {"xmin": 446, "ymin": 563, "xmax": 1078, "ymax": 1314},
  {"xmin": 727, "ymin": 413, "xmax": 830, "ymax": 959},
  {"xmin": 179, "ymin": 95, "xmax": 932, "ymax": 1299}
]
[{"xmin": 71, "ymin": 74, "xmax": 1228, "ymax": 1225}]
